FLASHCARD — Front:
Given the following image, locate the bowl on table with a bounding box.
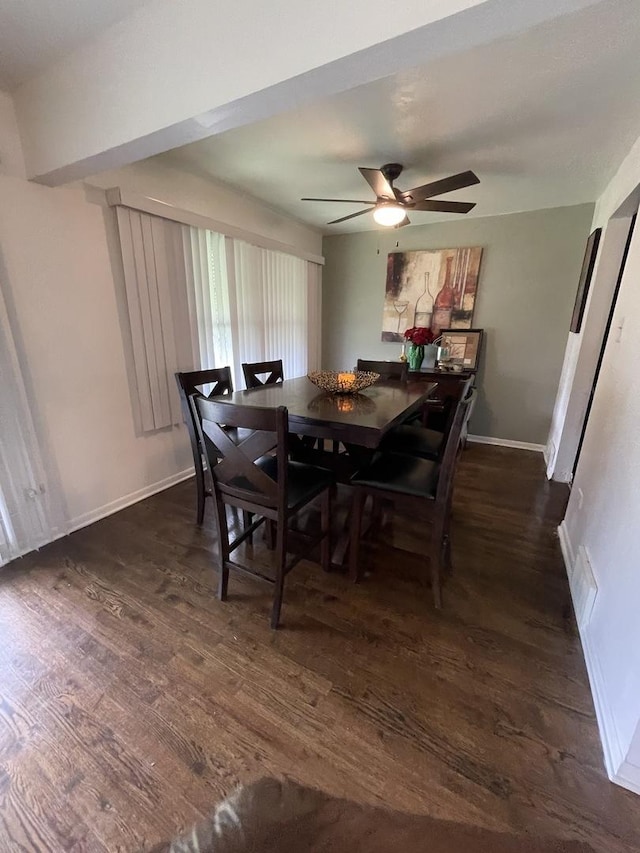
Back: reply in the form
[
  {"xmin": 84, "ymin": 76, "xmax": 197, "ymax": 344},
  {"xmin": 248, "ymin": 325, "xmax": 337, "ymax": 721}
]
[{"xmin": 307, "ymin": 370, "xmax": 380, "ymax": 394}]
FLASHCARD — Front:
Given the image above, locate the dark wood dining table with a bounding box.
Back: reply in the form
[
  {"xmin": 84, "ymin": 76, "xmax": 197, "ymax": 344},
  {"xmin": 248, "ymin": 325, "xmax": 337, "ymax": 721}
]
[
  {"xmin": 221, "ymin": 375, "xmax": 437, "ymax": 450},
  {"xmin": 220, "ymin": 376, "xmax": 437, "ymax": 567}
]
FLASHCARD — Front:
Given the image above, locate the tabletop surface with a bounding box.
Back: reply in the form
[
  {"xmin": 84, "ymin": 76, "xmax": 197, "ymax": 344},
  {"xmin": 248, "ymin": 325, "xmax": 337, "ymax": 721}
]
[{"xmin": 221, "ymin": 376, "xmax": 436, "ymax": 442}]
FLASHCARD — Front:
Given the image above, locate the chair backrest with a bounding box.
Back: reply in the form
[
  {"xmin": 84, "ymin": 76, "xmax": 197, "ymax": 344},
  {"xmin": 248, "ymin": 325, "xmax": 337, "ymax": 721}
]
[
  {"xmin": 192, "ymin": 395, "xmax": 288, "ymax": 510},
  {"xmin": 435, "ymin": 388, "xmax": 474, "ymax": 508},
  {"xmin": 175, "ymin": 367, "xmax": 234, "ymax": 463},
  {"xmin": 356, "ymin": 359, "xmax": 408, "ymax": 382},
  {"xmin": 242, "ymin": 359, "xmax": 284, "ymax": 389},
  {"xmin": 440, "ymin": 375, "xmax": 474, "ymax": 435},
  {"xmin": 462, "ymin": 388, "xmax": 478, "ymax": 436},
  {"xmin": 460, "ymin": 386, "xmax": 477, "ymax": 446}
]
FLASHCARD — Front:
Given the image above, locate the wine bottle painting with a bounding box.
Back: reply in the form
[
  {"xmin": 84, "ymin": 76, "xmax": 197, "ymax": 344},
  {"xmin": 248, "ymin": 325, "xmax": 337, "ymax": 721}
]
[{"xmin": 381, "ymin": 246, "xmax": 483, "ymax": 342}]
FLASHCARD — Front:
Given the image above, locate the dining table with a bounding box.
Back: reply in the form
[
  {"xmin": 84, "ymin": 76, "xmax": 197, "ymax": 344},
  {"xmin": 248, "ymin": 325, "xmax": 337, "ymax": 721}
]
[
  {"xmin": 220, "ymin": 376, "xmax": 437, "ymax": 567},
  {"xmin": 221, "ymin": 375, "xmax": 438, "ymax": 450}
]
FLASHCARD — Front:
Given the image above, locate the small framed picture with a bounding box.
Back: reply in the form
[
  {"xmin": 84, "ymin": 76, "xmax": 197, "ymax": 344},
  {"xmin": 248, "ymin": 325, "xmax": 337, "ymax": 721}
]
[
  {"xmin": 438, "ymin": 328, "xmax": 484, "ymax": 371},
  {"xmin": 570, "ymin": 228, "xmax": 602, "ymax": 333}
]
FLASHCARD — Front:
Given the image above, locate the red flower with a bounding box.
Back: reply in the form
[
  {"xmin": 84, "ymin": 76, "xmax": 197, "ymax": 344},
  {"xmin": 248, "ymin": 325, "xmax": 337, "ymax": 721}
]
[{"xmin": 404, "ymin": 326, "xmax": 435, "ymax": 346}]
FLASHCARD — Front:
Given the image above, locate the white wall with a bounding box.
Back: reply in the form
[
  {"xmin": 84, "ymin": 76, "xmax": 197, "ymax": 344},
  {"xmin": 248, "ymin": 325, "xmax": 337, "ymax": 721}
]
[
  {"xmin": 546, "ymin": 215, "xmax": 632, "ymax": 480},
  {"xmin": 0, "ymin": 91, "xmax": 321, "ymax": 536},
  {"xmin": 547, "ymin": 133, "xmax": 640, "ymax": 481},
  {"xmin": 558, "ymin": 132, "xmax": 640, "ymax": 794},
  {"xmin": 0, "ymin": 91, "xmax": 26, "ymax": 179}
]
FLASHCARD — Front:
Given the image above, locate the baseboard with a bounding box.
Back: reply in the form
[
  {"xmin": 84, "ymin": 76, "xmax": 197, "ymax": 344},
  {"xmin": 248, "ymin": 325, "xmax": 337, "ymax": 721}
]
[
  {"xmin": 579, "ymin": 625, "xmax": 626, "ymax": 781},
  {"xmin": 557, "ymin": 520, "xmax": 634, "ymax": 794},
  {"xmin": 66, "ymin": 467, "xmax": 194, "ymax": 535},
  {"xmin": 614, "ymin": 760, "xmax": 640, "ymax": 796},
  {"xmin": 467, "ymin": 434, "xmax": 545, "ymax": 453},
  {"xmin": 557, "ymin": 520, "xmax": 576, "ymax": 577}
]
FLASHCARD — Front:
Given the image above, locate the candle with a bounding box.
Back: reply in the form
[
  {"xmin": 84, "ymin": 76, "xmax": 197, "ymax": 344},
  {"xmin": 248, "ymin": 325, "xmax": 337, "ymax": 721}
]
[{"xmin": 337, "ymin": 372, "xmax": 356, "ymax": 391}]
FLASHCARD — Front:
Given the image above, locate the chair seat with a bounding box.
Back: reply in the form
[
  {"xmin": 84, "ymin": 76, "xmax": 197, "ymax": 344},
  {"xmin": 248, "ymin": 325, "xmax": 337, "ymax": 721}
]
[
  {"xmin": 255, "ymin": 457, "xmax": 334, "ymax": 509},
  {"xmin": 381, "ymin": 424, "xmax": 444, "ymax": 459},
  {"xmin": 351, "ymin": 451, "xmax": 439, "ymax": 499}
]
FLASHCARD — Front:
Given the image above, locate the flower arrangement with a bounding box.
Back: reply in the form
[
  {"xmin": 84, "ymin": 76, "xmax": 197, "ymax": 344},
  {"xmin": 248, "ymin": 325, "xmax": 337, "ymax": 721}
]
[
  {"xmin": 403, "ymin": 326, "xmax": 436, "ymax": 371},
  {"xmin": 403, "ymin": 326, "xmax": 435, "ymax": 346}
]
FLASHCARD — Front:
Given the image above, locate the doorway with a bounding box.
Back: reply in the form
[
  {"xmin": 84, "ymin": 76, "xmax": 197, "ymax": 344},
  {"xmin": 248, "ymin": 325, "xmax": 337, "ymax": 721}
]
[
  {"xmin": 549, "ymin": 203, "xmax": 638, "ymax": 483},
  {"xmin": 572, "ymin": 213, "xmax": 636, "ymax": 477}
]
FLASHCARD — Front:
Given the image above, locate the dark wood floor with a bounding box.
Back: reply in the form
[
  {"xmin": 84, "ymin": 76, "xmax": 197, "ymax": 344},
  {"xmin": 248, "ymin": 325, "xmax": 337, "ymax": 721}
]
[{"xmin": 0, "ymin": 445, "xmax": 638, "ymax": 852}]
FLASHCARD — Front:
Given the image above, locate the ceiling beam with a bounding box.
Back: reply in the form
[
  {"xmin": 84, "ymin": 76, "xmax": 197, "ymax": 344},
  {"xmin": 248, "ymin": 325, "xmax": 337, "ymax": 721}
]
[{"xmin": 13, "ymin": 0, "xmax": 605, "ymax": 185}]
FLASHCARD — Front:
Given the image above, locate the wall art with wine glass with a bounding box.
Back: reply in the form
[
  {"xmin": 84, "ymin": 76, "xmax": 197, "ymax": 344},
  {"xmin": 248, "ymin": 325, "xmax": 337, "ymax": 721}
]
[{"xmin": 381, "ymin": 247, "xmax": 483, "ymax": 342}]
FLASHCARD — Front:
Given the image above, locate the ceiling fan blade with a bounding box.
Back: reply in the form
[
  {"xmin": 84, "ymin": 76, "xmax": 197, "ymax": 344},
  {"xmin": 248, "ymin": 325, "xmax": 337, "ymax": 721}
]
[
  {"xmin": 301, "ymin": 198, "xmax": 376, "ymax": 204},
  {"xmin": 402, "ymin": 170, "xmax": 480, "ymax": 202},
  {"xmin": 410, "ymin": 200, "xmax": 476, "ymax": 214},
  {"xmin": 358, "ymin": 167, "xmax": 395, "ymax": 200},
  {"xmin": 327, "ymin": 209, "xmax": 373, "ymax": 225},
  {"xmin": 396, "ymin": 215, "xmax": 411, "ymax": 228}
]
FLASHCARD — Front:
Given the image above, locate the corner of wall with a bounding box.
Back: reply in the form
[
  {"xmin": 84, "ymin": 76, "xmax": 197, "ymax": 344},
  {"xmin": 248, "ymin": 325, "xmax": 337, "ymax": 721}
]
[
  {"xmin": 0, "ymin": 91, "xmax": 27, "ymax": 180},
  {"xmin": 557, "ymin": 520, "xmax": 639, "ymax": 796},
  {"xmin": 614, "ymin": 760, "xmax": 640, "ymax": 797}
]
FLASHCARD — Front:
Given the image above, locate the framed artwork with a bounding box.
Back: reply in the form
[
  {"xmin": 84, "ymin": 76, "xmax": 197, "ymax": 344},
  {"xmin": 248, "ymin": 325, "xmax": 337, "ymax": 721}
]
[
  {"xmin": 570, "ymin": 228, "xmax": 601, "ymax": 333},
  {"xmin": 381, "ymin": 246, "xmax": 483, "ymax": 342},
  {"xmin": 437, "ymin": 328, "xmax": 484, "ymax": 371}
]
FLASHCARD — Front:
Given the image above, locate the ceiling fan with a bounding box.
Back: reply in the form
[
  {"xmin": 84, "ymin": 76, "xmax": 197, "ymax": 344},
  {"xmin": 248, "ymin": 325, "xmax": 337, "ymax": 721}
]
[{"xmin": 301, "ymin": 163, "xmax": 480, "ymax": 227}]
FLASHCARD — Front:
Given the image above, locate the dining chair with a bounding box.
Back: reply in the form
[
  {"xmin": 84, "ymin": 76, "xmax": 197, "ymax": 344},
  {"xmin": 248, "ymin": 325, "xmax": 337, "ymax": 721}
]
[
  {"xmin": 191, "ymin": 395, "xmax": 334, "ymax": 628},
  {"xmin": 348, "ymin": 389, "xmax": 473, "ymax": 608},
  {"xmin": 381, "ymin": 376, "xmax": 474, "ymax": 460},
  {"xmin": 460, "ymin": 385, "xmax": 478, "ymax": 449},
  {"xmin": 242, "ymin": 359, "xmax": 284, "ymax": 389},
  {"xmin": 356, "ymin": 359, "xmax": 408, "ymax": 382},
  {"xmin": 176, "ymin": 367, "xmax": 234, "ymax": 525}
]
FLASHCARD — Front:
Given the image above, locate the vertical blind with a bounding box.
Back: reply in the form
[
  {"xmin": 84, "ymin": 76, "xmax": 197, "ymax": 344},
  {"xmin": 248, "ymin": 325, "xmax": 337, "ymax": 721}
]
[
  {"xmin": 232, "ymin": 240, "xmax": 310, "ymax": 390},
  {"xmin": 306, "ymin": 260, "xmax": 322, "ymax": 373},
  {"xmin": 115, "ymin": 205, "xmax": 322, "ymax": 429},
  {"xmin": 0, "ymin": 282, "xmax": 54, "ymax": 565},
  {"xmin": 182, "ymin": 227, "xmax": 234, "ymax": 374},
  {"xmin": 115, "ymin": 207, "xmax": 186, "ymax": 431}
]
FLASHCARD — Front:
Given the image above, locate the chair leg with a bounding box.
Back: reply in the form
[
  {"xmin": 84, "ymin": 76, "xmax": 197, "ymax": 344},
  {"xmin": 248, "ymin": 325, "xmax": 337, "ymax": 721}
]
[
  {"xmin": 213, "ymin": 497, "xmax": 230, "ymax": 601},
  {"xmin": 442, "ymin": 533, "xmax": 452, "ymax": 575},
  {"xmin": 271, "ymin": 521, "xmax": 288, "ymax": 629},
  {"xmin": 320, "ymin": 488, "xmax": 331, "ymax": 572},
  {"xmin": 195, "ymin": 466, "xmax": 206, "ymax": 526},
  {"xmin": 242, "ymin": 511, "xmax": 253, "ymax": 545},
  {"xmin": 367, "ymin": 495, "xmax": 384, "ymax": 540},
  {"xmin": 349, "ymin": 487, "xmax": 366, "ymax": 583},
  {"xmin": 430, "ymin": 552, "xmax": 443, "ymax": 609},
  {"xmin": 430, "ymin": 522, "xmax": 444, "ymax": 609},
  {"xmin": 265, "ymin": 519, "xmax": 276, "ymax": 550}
]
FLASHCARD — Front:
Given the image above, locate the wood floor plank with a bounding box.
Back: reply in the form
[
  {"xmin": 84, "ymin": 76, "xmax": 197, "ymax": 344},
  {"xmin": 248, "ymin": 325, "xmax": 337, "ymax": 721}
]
[{"xmin": 0, "ymin": 445, "xmax": 639, "ymax": 852}]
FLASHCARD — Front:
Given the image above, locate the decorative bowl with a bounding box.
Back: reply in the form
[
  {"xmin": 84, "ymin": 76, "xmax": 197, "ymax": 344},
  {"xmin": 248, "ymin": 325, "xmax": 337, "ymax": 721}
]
[{"xmin": 307, "ymin": 370, "xmax": 380, "ymax": 394}]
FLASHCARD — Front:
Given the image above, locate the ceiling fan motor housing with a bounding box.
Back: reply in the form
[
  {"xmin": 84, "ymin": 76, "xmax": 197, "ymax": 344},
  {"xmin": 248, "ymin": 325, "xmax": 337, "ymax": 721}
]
[{"xmin": 380, "ymin": 163, "xmax": 403, "ymax": 188}]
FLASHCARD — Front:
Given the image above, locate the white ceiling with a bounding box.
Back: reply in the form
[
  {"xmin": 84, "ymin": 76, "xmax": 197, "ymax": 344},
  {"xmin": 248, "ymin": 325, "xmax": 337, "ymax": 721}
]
[
  {"xmin": 0, "ymin": 0, "xmax": 151, "ymax": 91},
  {"xmin": 153, "ymin": 0, "xmax": 640, "ymax": 234}
]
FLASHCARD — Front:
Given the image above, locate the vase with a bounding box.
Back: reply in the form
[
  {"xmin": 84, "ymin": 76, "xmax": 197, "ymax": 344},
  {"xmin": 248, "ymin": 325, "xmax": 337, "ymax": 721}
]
[{"xmin": 407, "ymin": 344, "xmax": 424, "ymax": 371}]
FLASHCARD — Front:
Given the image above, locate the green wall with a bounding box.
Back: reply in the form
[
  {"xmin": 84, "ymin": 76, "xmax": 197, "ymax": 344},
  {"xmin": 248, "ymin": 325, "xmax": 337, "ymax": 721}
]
[{"xmin": 322, "ymin": 203, "xmax": 594, "ymax": 445}]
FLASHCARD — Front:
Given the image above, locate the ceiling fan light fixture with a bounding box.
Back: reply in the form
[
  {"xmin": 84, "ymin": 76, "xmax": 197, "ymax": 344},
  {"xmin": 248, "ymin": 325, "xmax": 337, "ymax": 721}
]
[{"xmin": 373, "ymin": 203, "xmax": 406, "ymax": 226}]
